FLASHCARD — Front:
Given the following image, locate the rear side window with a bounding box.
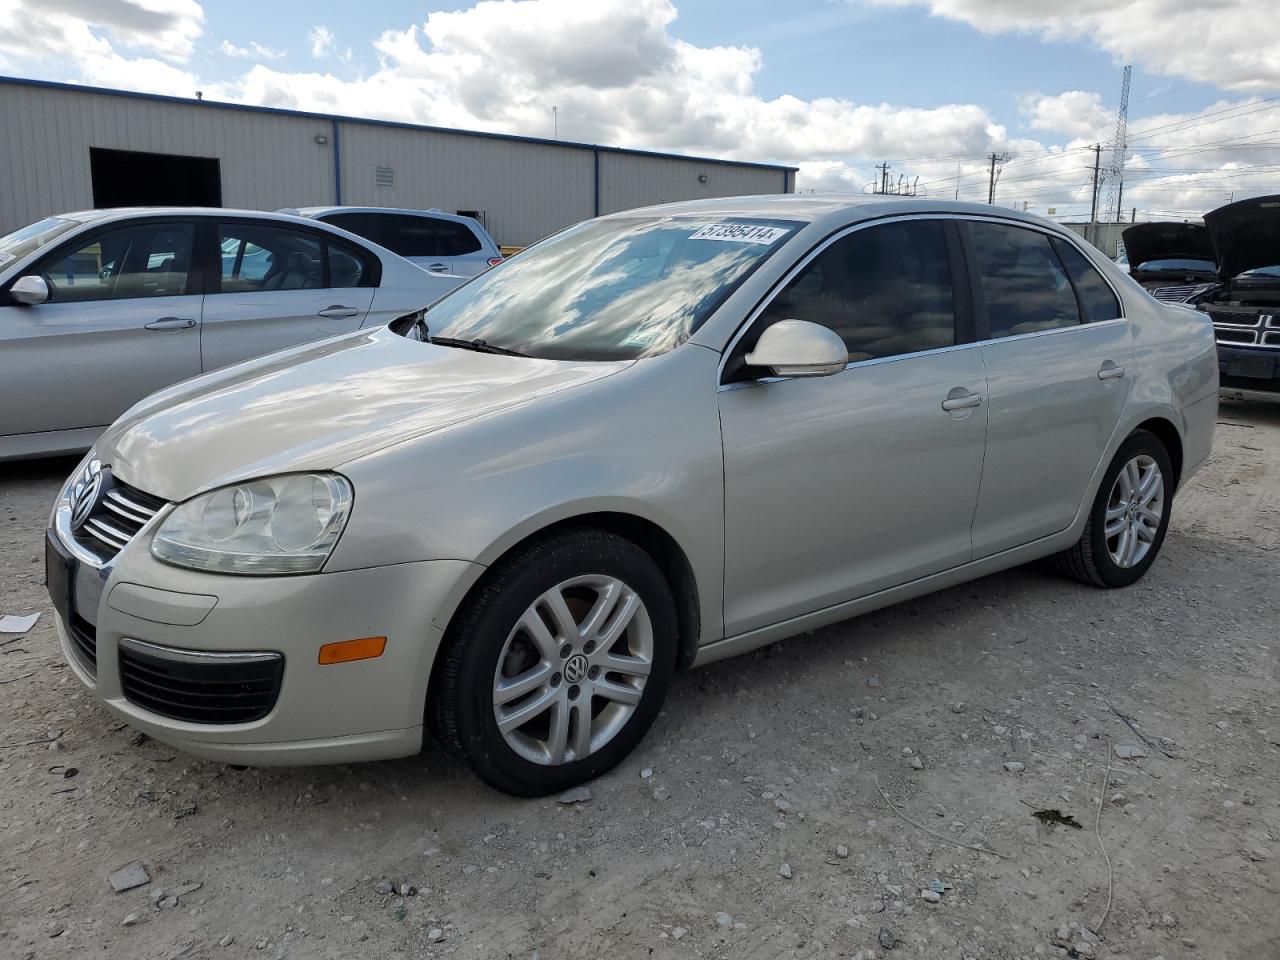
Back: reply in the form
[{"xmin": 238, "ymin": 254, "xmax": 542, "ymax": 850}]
[
  {"xmin": 320, "ymin": 212, "xmax": 384, "ymax": 246},
  {"xmin": 967, "ymin": 222, "xmax": 1080, "ymax": 338},
  {"xmin": 758, "ymin": 219, "xmax": 956, "ymax": 362},
  {"xmin": 1051, "ymin": 237, "xmax": 1121, "ymax": 322},
  {"xmin": 377, "ymin": 214, "xmax": 439, "ymax": 258},
  {"xmin": 328, "ymin": 241, "xmax": 374, "ymax": 287},
  {"xmin": 436, "ymin": 219, "xmax": 483, "ymax": 256}
]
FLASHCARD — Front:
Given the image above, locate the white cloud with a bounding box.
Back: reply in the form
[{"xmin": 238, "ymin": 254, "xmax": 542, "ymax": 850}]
[
  {"xmin": 866, "ymin": 0, "xmax": 1280, "ymax": 92},
  {"xmin": 219, "ymin": 39, "xmax": 284, "ymax": 61},
  {"xmin": 1022, "ymin": 90, "xmax": 1112, "ymax": 141},
  {"xmin": 0, "ymin": 0, "xmax": 202, "ymax": 93}
]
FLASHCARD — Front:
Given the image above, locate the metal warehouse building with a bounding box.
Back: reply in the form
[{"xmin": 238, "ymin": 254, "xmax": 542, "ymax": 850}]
[{"xmin": 0, "ymin": 77, "xmax": 796, "ymax": 247}]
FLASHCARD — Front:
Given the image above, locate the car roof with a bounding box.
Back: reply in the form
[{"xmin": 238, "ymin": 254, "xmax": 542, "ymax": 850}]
[
  {"xmin": 290, "ymin": 206, "xmax": 475, "ymax": 223},
  {"xmin": 605, "ymin": 194, "xmax": 1071, "ymax": 234},
  {"xmin": 50, "ymin": 207, "xmax": 356, "ymax": 229}
]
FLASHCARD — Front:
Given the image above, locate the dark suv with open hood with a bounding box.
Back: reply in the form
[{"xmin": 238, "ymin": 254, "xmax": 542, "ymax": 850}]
[
  {"xmin": 1175, "ymin": 195, "xmax": 1280, "ymax": 401},
  {"xmin": 1120, "ymin": 221, "xmax": 1218, "ymax": 300}
]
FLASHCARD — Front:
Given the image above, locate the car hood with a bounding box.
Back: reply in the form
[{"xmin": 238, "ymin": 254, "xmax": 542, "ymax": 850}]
[
  {"xmin": 1120, "ymin": 222, "xmax": 1214, "ymax": 272},
  {"xmin": 1204, "ymin": 194, "xmax": 1280, "ymax": 281},
  {"xmin": 98, "ymin": 327, "xmax": 629, "ymax": 502}
]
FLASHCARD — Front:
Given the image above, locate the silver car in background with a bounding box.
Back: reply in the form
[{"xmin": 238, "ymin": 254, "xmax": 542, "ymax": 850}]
[
  {"xmin": 0, "ymin": 208, "xmax": 461, "ymax": 461},
  {"xmin": 291, "ymin": 206, "xmax": 504, "ymax": 277},
  {"xmin": 45, "ymin": 196, "xmax": 1217, "ymax": 796}
]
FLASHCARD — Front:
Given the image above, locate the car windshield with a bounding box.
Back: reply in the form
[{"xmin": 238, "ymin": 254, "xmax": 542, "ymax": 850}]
[
  {"xmin": 1240, "ymin": 264, "xmax": 1280, "ymax": 278},
  {"xmin": 1136, "ymin": 258, "xmax": 1215, "ymax": 272},
  {"xmin": 0, "ymin": 217, "xmax": 80, "ymax": 266},
  {"xmin": 423, "ymin": 215, "xmax": 801, "ymax": 361}
]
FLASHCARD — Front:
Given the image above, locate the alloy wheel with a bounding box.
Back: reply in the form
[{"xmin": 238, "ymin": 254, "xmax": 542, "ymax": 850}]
[
  {"xmin": 492, "ymin": 575, "xmax": 653, "ymax": 765},
  {"xmin": 1104, "ymin": 454, "xmax": 1164, "ymax": 569}
]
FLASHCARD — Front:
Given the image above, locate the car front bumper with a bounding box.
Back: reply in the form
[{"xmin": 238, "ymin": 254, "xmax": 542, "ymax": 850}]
[
  {"xmin": 1217, "ymin": 344, "xmax": 1280, "ymax": 401},
  {"xmin": 49, "ymin": 513, "xmax": 478, "ymax": 766}
]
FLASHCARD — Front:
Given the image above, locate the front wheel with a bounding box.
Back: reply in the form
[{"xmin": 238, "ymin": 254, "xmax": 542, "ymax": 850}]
[
  {"xmin": 431, "ymin": 529, "xmax": 677, "ymax": 796},
  {"xmin": 1054, "ymin": 429, "xmax": 1174, "ymax": 588}
]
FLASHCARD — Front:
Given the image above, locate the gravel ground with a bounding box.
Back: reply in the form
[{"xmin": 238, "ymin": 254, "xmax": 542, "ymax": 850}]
[{"xmin": 2, "ymin": 402, "xmax": 1278, "ymax": 960}]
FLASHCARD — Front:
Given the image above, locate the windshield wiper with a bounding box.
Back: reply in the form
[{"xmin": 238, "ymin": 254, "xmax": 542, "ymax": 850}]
[{"xmin": 429, "ymin": 336, "xmax": 529, "ymax": 358}]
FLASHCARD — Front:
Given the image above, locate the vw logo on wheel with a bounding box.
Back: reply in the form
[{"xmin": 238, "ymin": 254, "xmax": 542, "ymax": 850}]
[
  {"xmin": 70, "ymin": 461, "xmax": 103, "ymax": 531},
  {"xmin": 563, "ymin": 654, "xmax": 589, "ymax": 684}
]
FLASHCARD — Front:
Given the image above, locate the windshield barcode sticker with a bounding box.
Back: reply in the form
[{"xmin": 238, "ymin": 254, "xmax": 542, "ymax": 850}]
[
  {"xmin": 0, "ymin": 252, "xmax": 14, "ymax": 266},
  {"xmin": 689, "ymin": 224, "xmax": 789, "ymax": 244}
]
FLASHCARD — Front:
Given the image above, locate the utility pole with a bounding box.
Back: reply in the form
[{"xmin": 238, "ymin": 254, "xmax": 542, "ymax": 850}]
[
  {"xmin": 1089, "ymin": 143, "xmax": 1102, "ymax": 222},
  {"xmin": 874, "ymin": 162, "xmax": 890, "ymax": 195},
  {"xmin": 1116, "ymin": 178, "xmax": 1124, "ymax": 223},
  {"xmin": 552, "ymin": 105, "xmax": 558, "ymax": 139},
  {"xmin": 987, "ymin": 153, "xmax": 1007, "ymax": 204},
  {"xmin": 954, "ymin": 159, "xmax": 961, "ymax": 201}
]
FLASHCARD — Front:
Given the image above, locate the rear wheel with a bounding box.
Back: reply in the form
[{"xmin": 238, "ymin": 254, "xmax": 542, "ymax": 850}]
[
  {"xmin": 432, "ymin": 529, "xmax": 677, "ymax": 796},
  {"xmin": 1054, "ymin": 430, "xmax": 1173, "ymax": 588}
]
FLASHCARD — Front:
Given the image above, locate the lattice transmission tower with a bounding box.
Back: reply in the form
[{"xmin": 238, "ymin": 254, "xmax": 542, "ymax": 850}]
[{"xmin": 1102, "ymin": 65, "xmax": 1132, "ymax": 223}]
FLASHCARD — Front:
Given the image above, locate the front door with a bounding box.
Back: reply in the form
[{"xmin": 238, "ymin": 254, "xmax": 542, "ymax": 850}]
[
  {"xmin": 0, "ymin": 219, "xmax": 201, "ymax": 438},
  {"xmin": 719, "ymin": 218, "xmax": 989, "ymax": 637},
  {"xmin": 200, "ymin": 221, "xmax": 375, "ymax": 372},
  {"xmin": 962, "ymin": 220, "xmax": 1133, "ymax": 556}
]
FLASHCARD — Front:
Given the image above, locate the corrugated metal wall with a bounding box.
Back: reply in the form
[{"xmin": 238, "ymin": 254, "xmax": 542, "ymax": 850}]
[
  {"xmin": 0, "ymin": 80, "xmax": 794, "ymax": 247},
  {"xmin": 336, "ymin": 124, "xmax": 595, "ymax": 247},
  {"xmin": 599, "ymin": 152, "xmax": 789, "ymax": 216},
  {"xmin": 0, "ymin": 83, "xmax": 334, "ymax": 232}
]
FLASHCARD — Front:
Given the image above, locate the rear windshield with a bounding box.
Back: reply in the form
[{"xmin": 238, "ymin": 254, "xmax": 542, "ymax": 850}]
[
  {"xmin": 0, "ymin": 217, "xmax": 80, "ymax": 267},
  {"xmin": 423, "ymin": 216, "xmax": 801, "ymax": 361}
]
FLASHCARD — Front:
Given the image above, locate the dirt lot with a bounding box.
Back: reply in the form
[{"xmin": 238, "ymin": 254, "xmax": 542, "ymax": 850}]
[{"xmin": 2, "ymin": 403, "xmax": 1278, "ymax": 960}]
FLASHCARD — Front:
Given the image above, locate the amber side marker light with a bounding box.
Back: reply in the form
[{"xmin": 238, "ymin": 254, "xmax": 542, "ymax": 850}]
[{"xmin": 318, "ymin": 636, "xmax": 387, "ymax": 665}]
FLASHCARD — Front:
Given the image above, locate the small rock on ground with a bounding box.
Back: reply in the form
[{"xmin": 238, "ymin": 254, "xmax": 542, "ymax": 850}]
[{"xmin": 557, "ymin": 786, "xmax": 592, "ymax": 804}]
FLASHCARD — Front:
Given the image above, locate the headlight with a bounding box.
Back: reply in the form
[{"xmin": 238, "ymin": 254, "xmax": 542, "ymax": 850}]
[{"xmin": 151, "ymin": 473, "xmax": 353, "ymax": 575}]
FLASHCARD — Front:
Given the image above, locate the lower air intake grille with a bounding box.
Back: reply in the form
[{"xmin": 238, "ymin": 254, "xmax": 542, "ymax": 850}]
[
  {"xmin": 69, "ymin": 613, "xmax": 97, "ymax": 677},
  {"xmin": 119, "ymin": 639, "xmax": 284, "ymax": 725}
]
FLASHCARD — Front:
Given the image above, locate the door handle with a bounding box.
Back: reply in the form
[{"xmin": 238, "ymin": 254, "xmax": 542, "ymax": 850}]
[
  {"xmin": 1097, "ymin": 362, "xmax": 1126, "ymax": 380},
  {"xmin": 317, "ymin": 305, "xmax": 360, "ymax": 319},
  {"xmin": 941, "ymin": 392, "xmax": 983, "ymax": 411},
  {"xmin": 427, "ymin": 263, "xmax": 450, "ymax": 272},
  {"xmin": 145, "ymin": 317, "xmax": 196, "ymax": 331}
]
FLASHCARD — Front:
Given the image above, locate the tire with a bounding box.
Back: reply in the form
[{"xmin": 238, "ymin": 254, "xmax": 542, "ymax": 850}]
[
  {"xmin": 431, "ymin": 528, "xmax": 677, "ymax": 796},
  {"xmin": 1054, "ymin": 429, "xmax": 1174, "ymax": 588}
]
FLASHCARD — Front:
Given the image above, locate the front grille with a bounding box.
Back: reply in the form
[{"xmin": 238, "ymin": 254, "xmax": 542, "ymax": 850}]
[
  {"xmin": 73, "ymin": 477, "xmax": 168, "ymax": 560},
  {"xmin": 69, "ymin": 613, "xmax": 97, "ymax": 677},
  {"xmin": 1217, "ymin": 327, "xmax": 1258, "ymax": 345},
  {"xmin": 119, "ymin": 640, "xmax": 284, "ymax": 725}
]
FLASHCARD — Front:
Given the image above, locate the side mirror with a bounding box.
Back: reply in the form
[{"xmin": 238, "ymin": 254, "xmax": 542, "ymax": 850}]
[
  {"xmin": 744, "ymin": 319, "xmax": 847, "ymax": 378},
  {"xmin": 10, "ymin": 275, "xmax": 49, "ymax": 305}
]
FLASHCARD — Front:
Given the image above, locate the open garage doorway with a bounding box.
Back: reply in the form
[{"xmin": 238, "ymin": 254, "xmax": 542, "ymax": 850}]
[{"xmin": 90, "ymin": 147, "xmax": 222, "ymax": 209}]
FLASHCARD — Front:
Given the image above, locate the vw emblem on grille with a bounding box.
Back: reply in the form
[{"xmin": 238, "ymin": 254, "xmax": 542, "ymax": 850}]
[
  {"xmin": 564, "ymin": 654, "xmax": 589, "ymax": 684},
  {"xmin": 70, "ymin": 461, "xmax": 103, "ymax": 531}
]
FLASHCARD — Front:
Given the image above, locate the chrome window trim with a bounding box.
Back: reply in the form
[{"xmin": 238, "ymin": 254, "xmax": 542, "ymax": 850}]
[
  {"xmin": 717, "ymin": 212, "xmax": 1128, "ymax": 383},
  {"xmin": 119, "ymin": 636, "xmax": 282, "ymax": 666}
]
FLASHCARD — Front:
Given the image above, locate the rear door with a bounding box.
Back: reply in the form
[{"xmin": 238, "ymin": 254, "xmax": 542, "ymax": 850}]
[
  {"xmin": 963, "ymin": 220, "xmax": 1132, "ymax": 556},
  {"xmin": 0, "ymin": 218, "xmax": 202, "ymax": 437},
  {"xmin": 200, "ymin": 220, "xmax": 377, "ymax": 372}
]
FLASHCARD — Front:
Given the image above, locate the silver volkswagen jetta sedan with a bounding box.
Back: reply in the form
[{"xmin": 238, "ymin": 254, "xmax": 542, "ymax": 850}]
[{"xmin": 46, "ymin": 196, "xmax": 1218, "ymax": 796}]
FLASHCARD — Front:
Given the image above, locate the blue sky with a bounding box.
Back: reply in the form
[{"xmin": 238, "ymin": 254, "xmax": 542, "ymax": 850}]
[{"xmin": 2, "ymin": 0, "xmax": 1277, "ymax": 218}]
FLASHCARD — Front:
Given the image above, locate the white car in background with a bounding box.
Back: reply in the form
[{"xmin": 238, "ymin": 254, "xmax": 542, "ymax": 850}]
[
  {"xmin": 0, "ymin": 208, "xmax": 462, "ymax": 461},
  {"xmin": 290, "ymin": 206, "xmax": 504, "ymax": 277}
]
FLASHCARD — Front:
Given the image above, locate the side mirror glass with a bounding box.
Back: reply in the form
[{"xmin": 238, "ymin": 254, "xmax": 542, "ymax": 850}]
[
  {"xmin": 743, "ymin": 319, "xmax": 847, "ymax": 378},
  {"xmin": 10, "ymin": 275, "xmax": 49, "ymax": 305}
]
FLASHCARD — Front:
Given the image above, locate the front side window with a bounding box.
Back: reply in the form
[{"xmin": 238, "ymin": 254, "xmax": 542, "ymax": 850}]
[
  {"xmin": 758, "ymin": 219, "xmax": 956, "ymax": 362},
  {"xmin": 967, "ymin": 221, "xmax": 1080, "ymax": 338},
  {"xmin": 219, "ymin": 224, "xmax": 323, "ymax": 292},
  {"xmin": 1051, "ymin": 237, "xmax": 1121, "ymax": 322},
  {"xmin": 424, "ymin": 216, "xmax": 800, "ymax": 361},
  {"xmin": 41, "ymin": 222, "xmax": 194, "ymax": 303}
]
